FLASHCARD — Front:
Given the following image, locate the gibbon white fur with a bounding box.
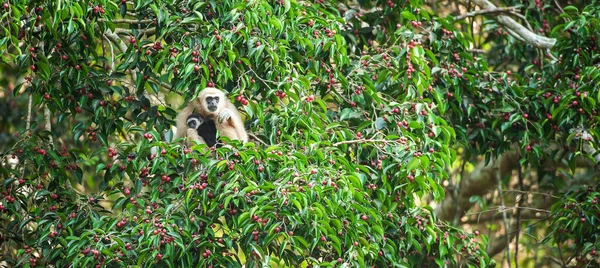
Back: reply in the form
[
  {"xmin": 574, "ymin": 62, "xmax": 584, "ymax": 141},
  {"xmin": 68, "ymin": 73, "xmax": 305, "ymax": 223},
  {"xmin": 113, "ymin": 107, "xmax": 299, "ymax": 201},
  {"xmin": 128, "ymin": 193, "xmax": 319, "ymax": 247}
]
[{"xmin": 175, "ymin": 87, "xmax": 248, "ymax": 145}]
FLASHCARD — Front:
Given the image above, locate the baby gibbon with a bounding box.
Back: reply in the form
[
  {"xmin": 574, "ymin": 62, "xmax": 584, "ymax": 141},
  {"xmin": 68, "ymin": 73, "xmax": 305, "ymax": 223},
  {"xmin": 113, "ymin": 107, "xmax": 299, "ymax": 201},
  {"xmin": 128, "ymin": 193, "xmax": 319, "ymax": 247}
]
[
  {"xmin": 175, "ymin": 87, "xmax": 248, "ymax": 146},
  {"xmin": 186, "ymin": 113, "xmax": 218, "ymax": 148}
]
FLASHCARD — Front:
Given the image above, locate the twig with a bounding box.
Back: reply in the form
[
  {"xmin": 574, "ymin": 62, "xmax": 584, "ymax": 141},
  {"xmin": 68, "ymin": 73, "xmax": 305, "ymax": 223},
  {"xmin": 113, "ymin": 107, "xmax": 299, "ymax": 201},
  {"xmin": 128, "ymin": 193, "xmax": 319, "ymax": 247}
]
[
  {"xmin": 147, "ymin": 76, "xmax": 175, "ymax": 92},
  {"xmin": 463, "ymin": 211, "xmax": 548, "ymax": 224},
  {"xmin": 553, "ymin": 0, "xmax": 565, "ymax": 14},
  {"xmin": 468, "ymin": 48, "xmax": 487, "ymax": 54},
  {"xmin": 249, "ymin": 133, "xmax": 268, "ymax": 146},
  {"xmin": 99, "ymin": 18, "xmax": 154, "ymax": 24},
  {"xmin": 502, "ymin": 189, "xmax": 559, "ymax": 199},
  {"xmin": 557, "ymin": 242, "xmax": 566, "ymax": 267},
  {"xmin": 454, "ymin": 7, "xmax": 517, "ymax": 20},
  {"xmin": 332, "ymin": 139, "xmax": 392, "ymax": 147},
  {"xmin": 543, "ymin": 256, "xmax": 565, "ymax": 266}
]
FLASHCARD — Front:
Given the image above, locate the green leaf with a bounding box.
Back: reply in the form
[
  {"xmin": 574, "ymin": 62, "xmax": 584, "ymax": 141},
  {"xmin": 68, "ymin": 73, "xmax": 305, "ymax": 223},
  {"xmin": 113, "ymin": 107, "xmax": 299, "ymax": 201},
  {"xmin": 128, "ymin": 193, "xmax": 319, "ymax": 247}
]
[{"xmin": 401, "ymin": 11, "xmax": 417, "ymax": 21}]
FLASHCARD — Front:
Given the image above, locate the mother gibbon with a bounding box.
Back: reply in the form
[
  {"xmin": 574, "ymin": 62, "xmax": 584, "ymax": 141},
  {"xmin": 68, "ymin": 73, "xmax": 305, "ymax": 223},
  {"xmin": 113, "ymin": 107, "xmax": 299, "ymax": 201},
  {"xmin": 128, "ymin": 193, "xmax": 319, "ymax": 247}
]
[{"xmin": 175, "ymin": 87, "xmax": 248, "ymax": 146}]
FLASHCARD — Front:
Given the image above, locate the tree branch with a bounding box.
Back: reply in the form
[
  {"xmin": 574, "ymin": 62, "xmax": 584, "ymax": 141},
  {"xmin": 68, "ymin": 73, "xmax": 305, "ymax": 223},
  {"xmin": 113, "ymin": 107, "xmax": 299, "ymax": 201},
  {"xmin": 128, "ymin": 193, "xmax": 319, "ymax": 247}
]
[
  {"xmin": 463, "ymin": 205, "xmax": 550, "ymax": 223},
  {"xmin": 103, "ymin": 29, "xmax": 128, "ymax": 52},
  {"xmin": 471, "ymin": 0, "xmax": 556, "ymax": 48},
  {"xmin": 454, "ymin": 7, "xmax": 517, "ymax": 20},
  {"xmin": 26, "ymin": 93, "xmax": 32, "ymax": 134},
  {"xmin": 114, "ymin": 27, "xmax": 156, "ymax": 36},
  {"xmin": 147, "ymin": 76, "xmax": 176, "ymax": 92},
  {"xmin": 44, "ymin": 104, "xmax": 53, "ymax": 144}
]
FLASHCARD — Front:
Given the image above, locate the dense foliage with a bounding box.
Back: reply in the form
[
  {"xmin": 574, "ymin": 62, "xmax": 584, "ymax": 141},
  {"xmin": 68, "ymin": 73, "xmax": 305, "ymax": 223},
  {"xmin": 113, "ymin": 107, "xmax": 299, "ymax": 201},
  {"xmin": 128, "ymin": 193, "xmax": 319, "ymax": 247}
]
[
  {"xmin": 0, "ymin": 0, "xmax": 598, "ymax": 267},
  {"xmin": 0, "ymin": 0, "xmax": 490, "ymax": 267}
]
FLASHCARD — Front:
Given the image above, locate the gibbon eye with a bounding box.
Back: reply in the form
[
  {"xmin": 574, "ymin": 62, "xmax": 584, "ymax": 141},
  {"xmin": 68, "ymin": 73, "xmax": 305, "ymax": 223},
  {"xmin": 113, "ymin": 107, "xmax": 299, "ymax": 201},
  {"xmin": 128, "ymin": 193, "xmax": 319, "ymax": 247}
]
[{"xmin": 214, "ymin": 97, "xmax": 219, "ymax": 102}]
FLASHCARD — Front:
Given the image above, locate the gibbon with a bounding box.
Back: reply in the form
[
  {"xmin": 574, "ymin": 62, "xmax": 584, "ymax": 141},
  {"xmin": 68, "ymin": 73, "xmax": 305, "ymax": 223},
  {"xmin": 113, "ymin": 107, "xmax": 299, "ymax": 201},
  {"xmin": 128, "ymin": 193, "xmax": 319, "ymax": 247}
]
[
  {"xmin": 186, "ymin": 113, "xmax": 218, "ymax": 148},
  {"xmin": 175, "ymin": 87, "xmax": 248, "ymax": 146}
]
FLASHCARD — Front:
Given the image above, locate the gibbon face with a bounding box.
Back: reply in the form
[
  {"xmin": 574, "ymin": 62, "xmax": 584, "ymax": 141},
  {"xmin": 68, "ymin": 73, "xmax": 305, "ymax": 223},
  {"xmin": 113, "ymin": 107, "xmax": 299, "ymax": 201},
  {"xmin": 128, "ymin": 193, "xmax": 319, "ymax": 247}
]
[
  {"xmin": 186, "ymin": 115, "xmax": 204, "ymax": 129},
  {"xmin": 197, "ymin": 87, "xmax": 226, "ymax": 116},
  {"xmin": 204, "ymin": 95, "xmax": 220, "ymax": 112}
]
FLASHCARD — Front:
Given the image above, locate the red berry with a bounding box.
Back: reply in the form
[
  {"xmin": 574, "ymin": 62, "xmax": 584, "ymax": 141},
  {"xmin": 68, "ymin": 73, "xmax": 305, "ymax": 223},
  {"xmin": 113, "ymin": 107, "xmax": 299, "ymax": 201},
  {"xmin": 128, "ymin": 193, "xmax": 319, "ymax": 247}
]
[{"xmin": 30, "ymin": 65, "xmax": 36, "ymax": 71}]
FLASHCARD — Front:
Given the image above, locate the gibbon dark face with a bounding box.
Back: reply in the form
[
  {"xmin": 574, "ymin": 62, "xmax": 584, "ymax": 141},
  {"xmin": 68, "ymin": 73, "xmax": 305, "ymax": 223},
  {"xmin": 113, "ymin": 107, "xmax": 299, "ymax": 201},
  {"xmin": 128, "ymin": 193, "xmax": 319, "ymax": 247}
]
[
  {"xmin": 205, "ymin": 96, "xmax": 220, "ymax": 112},
  {"xmin": 186, "ymin": 115, "xmax": 203, "ymax": 129},
  {"xmin": 186, "ymin": 113, "xmax": 218, "ymax": 148}
]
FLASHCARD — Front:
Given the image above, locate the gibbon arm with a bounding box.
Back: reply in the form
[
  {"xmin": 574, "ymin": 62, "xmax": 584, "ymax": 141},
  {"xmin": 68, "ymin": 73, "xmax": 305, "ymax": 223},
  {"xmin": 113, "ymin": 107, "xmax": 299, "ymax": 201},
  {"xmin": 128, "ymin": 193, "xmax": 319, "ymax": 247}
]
[
  {"xmin": 186, "ymin": 128, "xmax": 207, "ymax": 145},
  {"xmin": 219, "ymin": 102, "xmax": 249, "ymax": 143}
]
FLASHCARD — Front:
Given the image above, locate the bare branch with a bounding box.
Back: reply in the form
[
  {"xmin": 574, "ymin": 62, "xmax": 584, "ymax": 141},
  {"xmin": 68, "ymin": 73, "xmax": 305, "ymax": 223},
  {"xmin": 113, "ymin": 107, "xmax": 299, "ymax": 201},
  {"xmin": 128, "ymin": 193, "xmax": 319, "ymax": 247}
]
[
  {"xmin": 147, "ymin": 76, "xmax": 177, "ymax": 93},
  {"xmin": 26, "ymin": 93, "xmax": 33, "ymax": 134},
  {"xmin": 249, "ymin": 133, "xmax": 268, "ymax": 146},
  {"xmin": 44, "ymin": 104, "xmax": 53, "ymax": 144},
  {"xmin": 553, "ymin": 0, "xmax": 565, "ymax": 14},
  {"xmin": 454, "ymin": 7, "xmax": 517, "ymax": 20},
  {"xmin": 471, "ymin": 0, "xmax": 556, "ymax": 48},
  {"xmin": 509, "ymin": 11, "xmax": 534, "ymax": 32},
  {"xmin": 332, "ymin": 139, "xmax": 393, "ymax": 147},
  {"xmin": 103, "ymin": 30, "xmax": 128, "ymax": 52},
  {"xmin": 115, "ymin": 27, "xmax": 157, "ymax": 36},
  {"xmin": 468, "ymin": 48, "xmax": 487, "ymax": 54},
  {"xmin": 464, "ymin": 206, "xmax": 550, "ymax": 223}
]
